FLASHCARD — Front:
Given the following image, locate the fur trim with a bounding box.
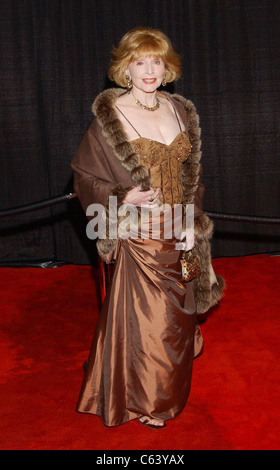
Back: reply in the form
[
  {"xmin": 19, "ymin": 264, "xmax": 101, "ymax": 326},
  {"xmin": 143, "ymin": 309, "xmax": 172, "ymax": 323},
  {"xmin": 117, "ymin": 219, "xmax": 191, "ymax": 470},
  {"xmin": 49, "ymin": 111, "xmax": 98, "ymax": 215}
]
[
  {"xmin": 96, "ymin": 183, "xmax": 132, "ymax": 261},
  {"xmin": 96, "ymin": 238, "xmax": 118, "ymax": 262},
  {"xmin": 195, "ymin": 213, "xmax": 214, "ymax": 240},
  {"xmin": 93, "ymin": 89, "xmax": 151, "ymax": 190},
  {"xmin": 93, "ymin": 88, "xmax": 224, "ymax": 311},
  {"xmin": 111, "ymin": 184, "xmax": 133, "ymax": 205}
]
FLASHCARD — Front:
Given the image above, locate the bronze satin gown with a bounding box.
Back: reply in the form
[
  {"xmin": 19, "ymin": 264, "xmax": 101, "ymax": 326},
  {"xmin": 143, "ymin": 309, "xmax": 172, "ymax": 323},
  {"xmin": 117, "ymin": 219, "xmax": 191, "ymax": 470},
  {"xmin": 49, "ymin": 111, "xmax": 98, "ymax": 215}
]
[{"xmin": 76, "ymin": 126, "xmax": 203, "ymax": 427}]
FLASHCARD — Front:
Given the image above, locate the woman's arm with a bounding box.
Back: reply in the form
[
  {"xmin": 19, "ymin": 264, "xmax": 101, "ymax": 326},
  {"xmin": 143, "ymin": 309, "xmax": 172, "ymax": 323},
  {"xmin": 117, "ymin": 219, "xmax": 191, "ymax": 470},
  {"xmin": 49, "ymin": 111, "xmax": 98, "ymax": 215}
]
[
  {"xmin": 71, "ymin": 122, "xmax": 117, "ymax": 213},
  {"xmin": 72, "ymin": 120, "xmax": 159, "ymax": 213}
]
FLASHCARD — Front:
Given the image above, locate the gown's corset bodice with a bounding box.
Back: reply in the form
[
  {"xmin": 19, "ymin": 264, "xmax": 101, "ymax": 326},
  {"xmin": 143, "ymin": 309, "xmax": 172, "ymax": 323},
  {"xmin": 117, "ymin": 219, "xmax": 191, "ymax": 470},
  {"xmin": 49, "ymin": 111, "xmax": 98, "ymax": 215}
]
[{"xmin": 131, "ymin": 131, "xmax": 192, "ymax": 206}]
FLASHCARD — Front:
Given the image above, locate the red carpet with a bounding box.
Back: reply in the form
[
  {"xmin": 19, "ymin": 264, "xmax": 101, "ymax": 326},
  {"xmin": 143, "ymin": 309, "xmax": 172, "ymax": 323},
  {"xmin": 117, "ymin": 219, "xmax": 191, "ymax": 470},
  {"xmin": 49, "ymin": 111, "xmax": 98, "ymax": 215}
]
[{"xmin": 0, "ymin": 254, "xmax": 279, "ymax": 450}]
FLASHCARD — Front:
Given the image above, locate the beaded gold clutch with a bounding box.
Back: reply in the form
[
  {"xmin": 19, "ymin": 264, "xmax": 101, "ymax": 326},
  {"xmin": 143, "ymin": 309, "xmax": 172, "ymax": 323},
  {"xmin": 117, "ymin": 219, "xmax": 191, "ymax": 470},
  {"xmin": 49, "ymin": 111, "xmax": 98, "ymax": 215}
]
[{"xmin": 180, "ymin": 250, "xmax": 200, "ymax": 282}]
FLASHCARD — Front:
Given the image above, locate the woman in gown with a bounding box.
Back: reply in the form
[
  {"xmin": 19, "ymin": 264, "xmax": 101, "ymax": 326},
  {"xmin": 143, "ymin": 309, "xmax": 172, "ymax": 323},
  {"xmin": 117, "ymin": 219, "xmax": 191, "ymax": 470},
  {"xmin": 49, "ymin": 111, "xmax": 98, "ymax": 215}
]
[{"xmin": 71, "ymin": 27, "xmax": 224, "ymax": 429}]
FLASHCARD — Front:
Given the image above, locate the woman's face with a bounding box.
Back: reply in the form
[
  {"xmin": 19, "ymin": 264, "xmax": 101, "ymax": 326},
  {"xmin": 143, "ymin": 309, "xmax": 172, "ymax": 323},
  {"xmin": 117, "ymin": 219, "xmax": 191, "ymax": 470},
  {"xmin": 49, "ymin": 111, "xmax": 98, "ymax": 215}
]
[{"xmin": 126, "ymin": 56, "xmax": 166, "ymax": 93}]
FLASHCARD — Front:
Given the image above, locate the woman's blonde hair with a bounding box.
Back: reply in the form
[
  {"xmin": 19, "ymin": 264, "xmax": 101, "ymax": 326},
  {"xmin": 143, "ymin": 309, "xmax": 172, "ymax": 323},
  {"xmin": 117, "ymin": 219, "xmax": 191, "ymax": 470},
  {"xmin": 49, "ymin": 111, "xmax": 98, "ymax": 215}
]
[{"xmin": 108, "ymin": 27, "xmax": 182, "ymax": 87}]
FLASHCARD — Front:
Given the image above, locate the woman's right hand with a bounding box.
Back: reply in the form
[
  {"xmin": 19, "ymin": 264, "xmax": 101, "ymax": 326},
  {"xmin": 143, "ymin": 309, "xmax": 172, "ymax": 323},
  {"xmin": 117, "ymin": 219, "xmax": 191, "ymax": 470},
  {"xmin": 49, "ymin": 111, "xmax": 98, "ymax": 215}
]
[{"xmin": 122, "ymin": 186, "xmax": 160, "ymax": 207}]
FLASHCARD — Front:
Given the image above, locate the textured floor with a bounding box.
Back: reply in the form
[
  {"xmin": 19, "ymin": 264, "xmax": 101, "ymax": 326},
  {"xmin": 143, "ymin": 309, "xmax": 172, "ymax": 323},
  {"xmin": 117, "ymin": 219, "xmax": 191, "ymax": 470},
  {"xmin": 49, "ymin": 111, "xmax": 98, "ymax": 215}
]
[{"xmin": 0, "ymin": 254, "xmax": 279, "ymax": 450}]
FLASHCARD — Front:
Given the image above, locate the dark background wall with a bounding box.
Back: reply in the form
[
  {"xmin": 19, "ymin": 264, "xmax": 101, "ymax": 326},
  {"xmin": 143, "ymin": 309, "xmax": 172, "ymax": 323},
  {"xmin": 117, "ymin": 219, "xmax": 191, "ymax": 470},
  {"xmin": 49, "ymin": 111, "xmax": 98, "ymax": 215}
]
[{"xmin": 0, "ymin": 0, "xmax": 279, "ymax": 266}]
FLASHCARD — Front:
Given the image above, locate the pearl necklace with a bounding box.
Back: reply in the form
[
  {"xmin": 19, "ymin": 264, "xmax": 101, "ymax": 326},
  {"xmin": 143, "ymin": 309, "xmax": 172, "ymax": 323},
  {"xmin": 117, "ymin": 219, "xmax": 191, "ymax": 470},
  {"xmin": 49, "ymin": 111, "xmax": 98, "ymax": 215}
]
[{"xmin": 133, "ymin": 94, "xmax": 160, "ymax": 112}]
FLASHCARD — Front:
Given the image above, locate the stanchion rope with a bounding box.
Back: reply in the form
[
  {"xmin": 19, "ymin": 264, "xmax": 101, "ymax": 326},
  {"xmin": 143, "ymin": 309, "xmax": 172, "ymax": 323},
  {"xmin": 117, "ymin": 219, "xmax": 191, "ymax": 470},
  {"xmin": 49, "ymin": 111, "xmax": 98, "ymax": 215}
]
[
  {"xmin": 0, "ymin": 192, "xmax": 279, "ymax": 224},
  {"xmin": 0, "ymin": 193, "xmax": 77, "ymax": 218}
]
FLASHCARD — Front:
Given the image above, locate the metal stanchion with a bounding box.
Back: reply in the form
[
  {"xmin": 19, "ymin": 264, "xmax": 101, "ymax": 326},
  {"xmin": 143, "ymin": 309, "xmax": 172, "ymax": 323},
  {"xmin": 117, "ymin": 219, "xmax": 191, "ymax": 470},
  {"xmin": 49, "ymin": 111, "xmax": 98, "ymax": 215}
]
[
  {"xmin": 0, "ymin": 192, "xmax": 279, "ymax": 224},
  {"xmin": 205, "ymin": 211, "xmax": 280, "ymax": 225},
  {"xmin": 0, "ymin": 193, "xmax": 77, "ymax": 219}
]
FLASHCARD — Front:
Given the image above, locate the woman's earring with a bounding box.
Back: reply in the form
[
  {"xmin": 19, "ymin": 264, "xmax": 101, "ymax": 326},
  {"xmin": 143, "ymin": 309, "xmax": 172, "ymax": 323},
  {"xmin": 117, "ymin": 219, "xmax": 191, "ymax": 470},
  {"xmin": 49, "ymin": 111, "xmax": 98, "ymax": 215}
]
[
  {"xmin": 162, "ymin": 73, "xmax": 167, "ymax": 87},
  {"xmin": 126, "ymin": 75, "xmax": 133, "ymax": 91}
]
